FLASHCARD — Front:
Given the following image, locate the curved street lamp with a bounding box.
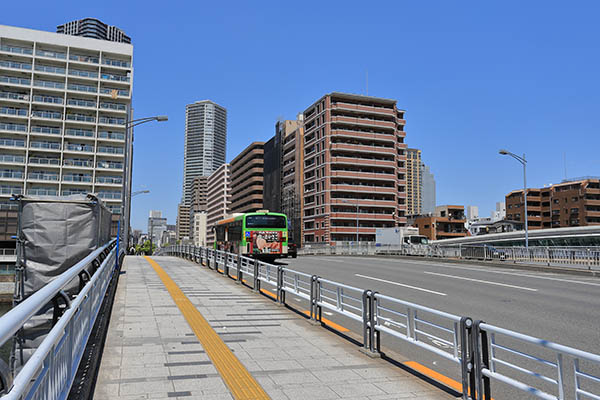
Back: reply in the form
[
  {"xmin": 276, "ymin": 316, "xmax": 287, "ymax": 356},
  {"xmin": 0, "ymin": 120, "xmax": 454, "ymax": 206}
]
[
  {"xmin": 499, "ymin": 149, "xmax": 528, "ymax": 248},
  {"xmin": 122, "ymin": 116, "xmax": 167, "ymax": 249}
]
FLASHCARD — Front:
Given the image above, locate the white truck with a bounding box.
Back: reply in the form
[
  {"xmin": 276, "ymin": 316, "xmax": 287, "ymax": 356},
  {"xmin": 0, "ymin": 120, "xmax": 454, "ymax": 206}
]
[{"xmin": 375, "ymin": 227, "xmax": 428, "ymax": 247}]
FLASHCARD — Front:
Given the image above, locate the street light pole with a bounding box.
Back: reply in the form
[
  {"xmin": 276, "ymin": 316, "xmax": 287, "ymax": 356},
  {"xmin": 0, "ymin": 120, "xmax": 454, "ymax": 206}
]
[
  {"xmin": 121, "ymin": 115, "xmax": 167, "ymax": 251},
  {"xmin": 499, "ymin": 149, "xmax": 528, "ymax": 248}
]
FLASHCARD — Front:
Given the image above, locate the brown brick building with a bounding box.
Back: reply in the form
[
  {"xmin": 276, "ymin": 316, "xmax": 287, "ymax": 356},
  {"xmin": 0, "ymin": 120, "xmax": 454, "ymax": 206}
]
[
  {"xmin": 412, "ymin": 205, "xmax": 468, "ymax": 240},
  {"xmin": 230, "ymin": 142, "xmax": 264, "ymax": 214},
  {"xmin": 506, "ymin": 177, "xmax": 600, "ymax": 229},
  {"xmin": 301, "ymin": 92, "xmax": 408, "ymax": 244}
]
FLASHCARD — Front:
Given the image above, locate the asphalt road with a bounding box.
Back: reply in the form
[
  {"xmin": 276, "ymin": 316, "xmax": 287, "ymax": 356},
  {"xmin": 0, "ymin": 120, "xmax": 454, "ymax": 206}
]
[{"xmin": 275, "ymin": 255, "xmax": 600, "ymax": 399}]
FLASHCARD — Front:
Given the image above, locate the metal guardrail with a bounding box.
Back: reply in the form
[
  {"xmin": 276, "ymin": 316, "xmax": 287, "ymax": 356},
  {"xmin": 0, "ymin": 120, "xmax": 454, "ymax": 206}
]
[
  {"xmin": 0, "ymin": 239, "xmax": 118, "ymax": 398},
  {"xmin": 298, "ymin": 243, "xmax": 600, "ymax": 270},
  {"xmin": 158, "ymin": 245, "xmax": 600, "ymax": 400}
]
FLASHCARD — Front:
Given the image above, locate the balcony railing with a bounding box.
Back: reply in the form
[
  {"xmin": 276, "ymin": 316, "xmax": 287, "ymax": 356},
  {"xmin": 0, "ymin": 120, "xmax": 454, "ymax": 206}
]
[
  {"xmin": 31, "ymin": 110, "xmax": 62, "ymax": 120},
  {"xmin": 65, "ymin": 144, "xmax": 94, "ymax": 152},
  {"xmin": 98, "ymin": 116, "xmax": 125, "ymax": 125},
  {"xmin": 67, "ymin": 98, "xmax": 96, "ymax": 108},
  {"xmin": 69, "ymin": 54, "xmax": 99, "ymax": 64},
  {"xmin": 29, "ymin": 157, "xmax": 60, "ymax": 166},
  {"xmin": 36, "ymin": 49, "xmax": 66, "ymax": 60},
  {"xmin": 0, "ymin": 123, "xmax": 26, "ymax": 132},
  {"xmin": 97, "ymin": 146, "xmax": 123, "ymax": 154},
  {"xmin": 64, "ymin": 159, "xmax": 93, "ymax": 168},
  {"xmin": 27, "ymin": 188, "xmax": 58, "ymax": 196},
  {"xmin": 0, "ymin": 60, "xmax": 32, "ymax": 71},
  {"xmin": 102, "ymin": 58, "xmax": 130, "ymax": 68},
  {"xmin": 33, "ymin": 80, "xmax": 65, "ymax": 90},
  {"xmin": 67, "ymin": 83, "xmax": 97, "ymax": 93},
  {"xmin": 31, "ymin": 126, "xmax": 61, "ymax": 135},
  {"xmin": 28, "ymin": 172, "xmax": 59, "ymax": 181},
  {"xmin": 66, "ymin": 114, "xmax": 95, "ymax": 123},
  {"xmin": 33, "ymin": 95, "xmax": 63, "ymax": 104},
  {"xmin": 0, "ymin": 155, "xmax": 24, "ymax": 164},
  {"xmin": 0, "ymin": 76, "xmax": 30, "ymax": 86},
  {"xmin": 97, "ymin": 191, "xmax": 122, "ymax": 199},
  {"xmin": 101, "ymin": 73, "xmax": 130, "ymax": 82},
  {"xmin": 0, "ymin": 186, "xmax": 23, "ymax": 195},
  {"xmin": 0, "ymin": 138, "xmax": 25, "ymax": 147},
  {"xmin": 30, "ymin": 141, "xmax": 61, "ymax": 150},
  {"xmin": 97, "ymin": 161, "xmax": 123, "ymax": 169},
  {"xmin": 0, "ymin": 107, "xmax": 27, "ymax": 117},
  {"xmin": 63, "ymin": 175, "xmax": 92, "ymax": 183},
  {"xmin": 0, "ymin": 170, "xmax": 24, "ymax": 179},
  {"xmin": 65, "ymin": 128, "xmax": 93, "ymax": 138},
  {"xmin": 35, "ymin": 64, "xmax": 66, "ymax": 75},
  {"xmin": 99, "ymin": 87, "xmax": 129, "ymax": 97},
  {"xmin": 96, "ymin": 176, "xmax": 122, "ymax": 184},
  {"xmin": 68, "ymin": 69, "xmax": 98, "ymax": 79},
  {"xmin": 0, "ymin": 45, "xmax": 33, "ymax": 55},
  {"xmin": 99, "ymin": 102, "xmax": 127, "ymax": 112},
  {"xmin": 0, "ymin": 91, "xmax": 29, "ymax": 101},
  {"xmin": 98, "ymin": 131, "xmax": 125, "ymax": 140}
]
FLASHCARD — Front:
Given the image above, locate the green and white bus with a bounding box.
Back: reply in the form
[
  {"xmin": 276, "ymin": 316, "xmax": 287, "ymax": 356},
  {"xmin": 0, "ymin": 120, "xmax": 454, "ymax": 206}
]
[{"xmin": 214, "ymin": 211, "xmax": 288, "ymax": 261}]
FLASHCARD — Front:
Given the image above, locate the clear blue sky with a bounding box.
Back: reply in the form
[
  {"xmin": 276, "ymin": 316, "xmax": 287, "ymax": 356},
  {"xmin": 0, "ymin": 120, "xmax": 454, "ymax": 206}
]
[{"xmin": 3, "ymin": 1, "xmax": 599, "ymax": 231}]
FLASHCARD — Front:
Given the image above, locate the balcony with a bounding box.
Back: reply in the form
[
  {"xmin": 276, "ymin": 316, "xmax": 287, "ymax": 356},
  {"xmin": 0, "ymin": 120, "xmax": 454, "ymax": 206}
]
[
  {"xmin": 330, "ymin": 142, "xmax": 395, "ymax": 155},
  {"xmin": 0, "ymin": 91, "xmax": 29, "ymax": 102},
  {"xmin": 99, "ymin": 88, "xmax": 129, "ymax": 97},
  {"xmin": 32, "ymin": 94, "xmax": 63, "ymax": 105},
  {"xmin": 330, "ymin": 156, "xmax": 395, "ymax": 168},
  {"xmin": 98, "ymin": 116, "xmax": 125, "ymax": 126},
  {"xmin": 69, "ymin": 54, "xmax": 99, "ymax": 65},
  {"xmin": 102, "ymin": 58, "xmax": 131, "ymax": 68},
  {"xmin": 0, "ymin": 123, "xmax": 26, "ymax": 133},
  {"xmin": 31, "ymin": 110, "xmax": 62, "ymax": 120},
  {"xmin": 97, "ymin": 146, "xmax": 124, "ymax": 155},
  {"xmin": 67, "ymin": 83, "xmax": 97, "ymax": 94},
  {"xmin": 330, "ymin": 183, "xmax": 397, "ymax": 194},
  {"xmin": 99, "ymin": 102, "xmax": 127, "ymax": 112},
  {"xmin": 0, "ymin": 45, "xmax": 33, "ymax": 56},
  {"xmin": 0, "ymin": 186, "xmax": 23, "ymax": 195},
  {"xmin": 0, "ymin": 138, "xmax": 26, "ymax": 148},
  {"xmin": 34, "ymin": 64, "xmax": 65, "ymax": 75},
  {"xmin": 65, "ymin": 128, "xmax": 94, "ymax": 138},
  {"xmin": 100, "ymin": 72, "xmax": 130, "ymax": 83},
  {"xmin": 66, "ymin": 113, "xmax": 95, "ymax": 123},
  {"xmin": 29, "ymin": 157, "xmax": 60, "ymax": 167},
  {"xmin": 33, "ymin": 80, "xmax": 65, "ymax": 91},
  {"xmin": 0, "ymin": 60, "xmax": 32, "ymax": 71},
  {"xmin": 64, "ymin": 159, "xmax": 93, "ymax": 168},
  {"xmin": 0, "ymin": 155, "xmax": 24, "ymax": 164},
  {"xmin": 27, "ymin": 188, "xmax": 58, "ymax": 196},
  {"xmin": 331, "ymin": 101, "xmax": 395, "ymax": 116},
  {"xmin": 35, "ymin": 49, "xmax": 67, "ymax": 60},
  {"xmin": 98, "ymin": 131, "xmax": 125, "ymax": 141},
  {"xmin": 97, "ymin": 191, "xmax": 122, "ymax": 200},
  {"xmin": 28, "ymin": 172, "xmax": 59, "ymax": 182},
  {"xmin": 330, "ymin": 115, "xmax": 396, "ymax": 129},
  {"xmin": 96, "ymin": 176, "xmax": 123, "ymax": 185},
  {"xmin": 0, "ymin": 76, "xmax": 31, "ymax": 86},
  {"xmin": 0, "ymin": 170, "xmax": 24, "ymax": 180},
  {"xmin": 30, "ymin": 141, "xmax": 61, "ymax": 151},
  {"xmin": 31, "ymin": 126, "xmax": 61, "ymax": 136},
  {"xmin": 97, "ymin": 161, "xmax": 123, "ymax": 170},
  {"xmin": 67, "ymin": 98, "xmax": 96, "ymax": 108},
  {"xmin": 0, "ymin": 107, "xmax": 28, "ymax": 118},
  {"xmin": 68, "ymin": 69, "xmax": 99, "ymax": 79},
  {"xmin": 64, "ymin": 143, "xmax": 94, "ymax": 153},
  {"xmin": 63, "ymin": 174, "xmax": 92, "ymax": 183}
]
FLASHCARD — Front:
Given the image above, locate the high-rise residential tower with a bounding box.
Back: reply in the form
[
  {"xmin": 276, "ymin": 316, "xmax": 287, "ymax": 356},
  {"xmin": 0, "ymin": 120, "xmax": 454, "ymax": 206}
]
[
  {"xmin": 422, "ymin": 164, "xmax": 436, "ymax": 214},
  {"xmin": 406, "ymin": 148, "xmax": 423, "ymax": 215},
  {"xmin": 57, "ymin": 18, "xmax": 131, "ymax": 44},
  {"xmin": 301, "ymin": 92, "xmax": 408, "ymax": 244},
  {"xmin": 182, "ymin": 100, "xmax": 226, "ymax": 207},
  {"xmin": 0, "ymin": 24, "xmax": 133, "ymax": 242},
  {"xmin": 206, "ymin": 163, "xmax": 230, "ymax": 243}
]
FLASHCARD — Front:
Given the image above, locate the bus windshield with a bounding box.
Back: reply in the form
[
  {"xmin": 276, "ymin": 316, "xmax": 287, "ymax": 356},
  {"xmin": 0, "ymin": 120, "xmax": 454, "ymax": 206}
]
[{"xmin": 245, "ymin": 215, "xmax": 286, "ymax": 229}]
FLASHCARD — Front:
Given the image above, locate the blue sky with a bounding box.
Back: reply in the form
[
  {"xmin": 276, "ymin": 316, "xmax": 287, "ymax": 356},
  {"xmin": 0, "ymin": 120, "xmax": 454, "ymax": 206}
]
[{"xmin": 3, "ymin": 1, "xmax": 599, "ymax": 230}]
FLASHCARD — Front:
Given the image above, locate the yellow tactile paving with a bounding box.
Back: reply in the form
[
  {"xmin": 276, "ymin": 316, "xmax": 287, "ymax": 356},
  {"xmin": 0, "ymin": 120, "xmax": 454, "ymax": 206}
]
[{"xmin": 144, "ymin": 256, "xmax": 270, "ymax": 400}]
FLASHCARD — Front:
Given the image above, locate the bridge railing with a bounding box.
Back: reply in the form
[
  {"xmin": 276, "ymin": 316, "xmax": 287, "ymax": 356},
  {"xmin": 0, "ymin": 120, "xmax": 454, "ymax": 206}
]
[
  {"xmin": 0, "ymin": 239, "xmax": 118, "ymax": 399},
  {"xmin": 158, "ymin": 244, "xmax": 600, "ymax": 400},
  {"xmin": 298, "ymin": 243, "xmax": 600, "ymax": 270}
]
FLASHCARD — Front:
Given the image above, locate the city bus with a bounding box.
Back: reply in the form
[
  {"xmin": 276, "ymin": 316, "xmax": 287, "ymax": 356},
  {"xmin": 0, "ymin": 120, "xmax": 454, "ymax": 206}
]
[{"xmin": 214, "ymin": 211, "xmax": 288, "ymax": 261}]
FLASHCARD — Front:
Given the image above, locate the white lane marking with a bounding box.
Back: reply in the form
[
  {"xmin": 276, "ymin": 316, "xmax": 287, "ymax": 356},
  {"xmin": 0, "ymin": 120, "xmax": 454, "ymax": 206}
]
[
  {"xmin": 310, "ymin": 257, "xmax": 346, "ymax": 263},
  {"xmin": 324, "ymin": 311, "xmax": 333, "ymax": 316},
  {"xmin": 403, "ymin": 261, "xmax": 600, "ymax": 288},
  {"xmin": 422, "ymin": 271, "xmax": 538, "ymax": 292},
  {"xmin": 354, "ymin": 274, "xmax": 447, "ymax": 296}
]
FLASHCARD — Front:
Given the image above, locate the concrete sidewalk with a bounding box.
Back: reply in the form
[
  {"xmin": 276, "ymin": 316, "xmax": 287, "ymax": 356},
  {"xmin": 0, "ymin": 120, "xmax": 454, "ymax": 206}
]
[{"xmin": 94, "ymin": 256, "xmax": 455, "ymax": 400}]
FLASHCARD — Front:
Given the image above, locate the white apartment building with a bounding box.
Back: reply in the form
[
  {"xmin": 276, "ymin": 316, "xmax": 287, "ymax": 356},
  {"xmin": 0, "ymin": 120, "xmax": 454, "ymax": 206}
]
[
  {"xmin": 192, "ymin": 211, "xmax": 207, "ymax": 247},
  {"xmin": 0, "ymin": 25, "xmax": 132, "ymax": 224}
]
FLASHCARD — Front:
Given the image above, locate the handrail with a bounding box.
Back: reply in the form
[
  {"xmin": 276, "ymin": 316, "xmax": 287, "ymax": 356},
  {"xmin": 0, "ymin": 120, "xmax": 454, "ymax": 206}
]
[{"xmin": 0, "ymin": 239, "xmax": 115, "ymax": 347}]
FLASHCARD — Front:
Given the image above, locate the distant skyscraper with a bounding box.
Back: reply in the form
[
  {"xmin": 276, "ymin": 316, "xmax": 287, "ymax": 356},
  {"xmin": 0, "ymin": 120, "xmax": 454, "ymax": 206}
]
[
  {"xmin": 406, "ymin": 148, "xmax": 423, "ymax": 215},
  {"xmin": 182, "ymin": 100, "xmax": 227, "ymax": 207},
  {"xmin": 467, "ymin": 205, "xmax": 479, "ymax": 221},
  {"xmin": 422, "ymin": 165, "xmax": 436, "ymax": 214},
  {"xmin": 148, "ymin": 210, "xmax": 167, "ymax": 246},
  {"xmin": 57, "ymin": 18, "xmax": 131, "ymax": 43}
]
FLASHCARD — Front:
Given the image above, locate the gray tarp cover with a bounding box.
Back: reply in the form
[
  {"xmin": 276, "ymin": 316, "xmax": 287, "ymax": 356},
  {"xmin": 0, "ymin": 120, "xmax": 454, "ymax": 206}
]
[{"xmin": 12, "ymin": 194, "xmax": 112, "ymax": 371}]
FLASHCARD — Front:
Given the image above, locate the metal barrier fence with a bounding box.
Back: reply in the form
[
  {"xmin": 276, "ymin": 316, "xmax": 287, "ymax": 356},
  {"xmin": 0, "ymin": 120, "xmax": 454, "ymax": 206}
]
[
  {"xmin": 0, "ymin": 239, "xmax": 118, "ymax": 399},
  {"xmin": 158, "ymin": 245, "xmax": 600, "ymax": 400},
  {"xmin": 298, "ymin": 243, "xmax": 600, "ymax": 270}
]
